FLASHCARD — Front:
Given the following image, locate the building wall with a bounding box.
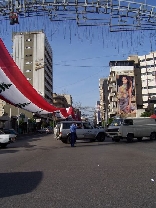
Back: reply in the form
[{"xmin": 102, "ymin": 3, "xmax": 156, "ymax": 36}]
[
  {"xmin": 128, "ymin": 55, "xmax": 143, "ymax": 107},
  {"xmin": 0, "ymin": 100, "xmax": 5, "ymax": 116},
  {"xmin": 12, "ymin": 31, "xmax": 53, "ymax": 103},
  {"xmin": 139, "ymin": 52, "xmax": 156, "ymax": 109},
  {"xmin": 99, "ymin": 78, "xmax": 109, "ymax": 122},
  {"xmin": 108, "ymin": 60, "xmax": 137, "ymax": 118},
  {"xmin": 62, "ymin": 94, "xmax": 73, "ymax": 106},
  {"xmin": 0, "ymin": 31, "xmax": 53, "ymax": 130},
  {"xmin": 53, "ymin": 93, "xmax": 69, "ymax": 108}
]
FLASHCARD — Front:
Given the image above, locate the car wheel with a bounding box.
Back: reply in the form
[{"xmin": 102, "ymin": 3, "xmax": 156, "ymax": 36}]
[
  {"xmin": 97, "ymin": 133, "xmax": 105, "ymax": 142},
  {"xmin": 67, "ymin": 135, "xmax": 71, "ymax": 144},
  {"xmin": 90, "ymin": 139, "xmax": 96, "ymax": 142},
  {"xmin": 114, "ymin": 137, "xmax": 120, "ymax": 142},
  {"xmin": 61, "ymin": 139, "xmax": 67, "ymax": 144},
  {"xmin": 127, "ymin": 133, "xmax": 134, "ymax": 143},
  {"xmin": 137, "ymin": 137, "xmax": 142, "ymax": 142},
  {"xmin": 150, "ymin": 132, "xmax": 156, "ymax": 140},
  {"xmin": 0, "ymin": 143, "xmax": 8, "ymax": 148}
]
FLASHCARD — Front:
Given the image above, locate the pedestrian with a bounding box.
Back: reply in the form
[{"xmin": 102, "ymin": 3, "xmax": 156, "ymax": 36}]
[{"xmin": 70, "ymin": 122, "xmax": 77, "ymax": 147}]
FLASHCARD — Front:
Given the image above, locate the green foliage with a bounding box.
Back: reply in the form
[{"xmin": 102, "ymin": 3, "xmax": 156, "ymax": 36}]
[
  {"xmin": 108, "ymin": 117, "xmax": 114, "ymax": 125},
  {"xmin": 28, "ymin": 117, "xmax": 36, "ymax": 123},
  {"xmin": 140, "ymin": 111, "xmax": 152, "ymax": 117},
  {"xmin": 41, "ymin": 121, "xmax": 47, "ymax": 128}
]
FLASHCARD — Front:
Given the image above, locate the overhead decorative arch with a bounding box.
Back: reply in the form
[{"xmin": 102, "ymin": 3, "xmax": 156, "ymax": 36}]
[{"xmin": 0, "ymin": 39, "xmax": 75, "ymax": 119}]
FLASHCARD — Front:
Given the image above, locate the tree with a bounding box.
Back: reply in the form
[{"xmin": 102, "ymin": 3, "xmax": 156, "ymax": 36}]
[{"xmin": 140, "ymin": 111, "xmax": 152, "ymax": 117}]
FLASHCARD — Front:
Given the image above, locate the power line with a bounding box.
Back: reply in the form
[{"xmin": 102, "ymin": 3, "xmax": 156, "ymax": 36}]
[
  {"xmin": 54, "ymin": 69, "xmax": 107, "ymax": 89},
  {"xmin": 54, "ymin": 64, "xmax": 109, "ymax": 68}
]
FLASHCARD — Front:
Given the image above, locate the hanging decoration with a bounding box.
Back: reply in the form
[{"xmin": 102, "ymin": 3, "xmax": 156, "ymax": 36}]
[{"xmin": 0, "ymin": 38, "xmax": 75, "ymax": 119}]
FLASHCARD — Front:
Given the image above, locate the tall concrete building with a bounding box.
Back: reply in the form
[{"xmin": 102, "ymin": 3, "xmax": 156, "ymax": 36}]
[
  {"xmin": 62, "ymin": 94, "xmax": 73, "ymax": 106},
  {"xmin": 138, "ymin": 52, "xmax": 156, "ymax": 109},
  {"xmin": 107, "ymin": 59, "xmax": 142, "ymax": 118},
  {"xmin": 99, "ymin": 78, "xmax": 109, "ymax": 122},
  {"xmin": 12, "ymin": 31, "xmax": 53, "ymax": 103},
  {"xmin": 53, "ymin": 93, "xmax": 70, "ymax": 108},
  {"xmin": 127, "ymin": 55, "xmax": 143, "ymax": 109}
]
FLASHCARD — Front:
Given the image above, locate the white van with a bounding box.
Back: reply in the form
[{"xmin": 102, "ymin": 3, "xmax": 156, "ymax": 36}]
[{"xmin": 114, "ymin": 117, "xmax": 156, "ymax": 142}]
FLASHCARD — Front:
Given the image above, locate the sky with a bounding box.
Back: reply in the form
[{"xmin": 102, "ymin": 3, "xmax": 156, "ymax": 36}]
[{"xmin": 0, "ymin": 0, "xmax": 156, "ymax": 114}]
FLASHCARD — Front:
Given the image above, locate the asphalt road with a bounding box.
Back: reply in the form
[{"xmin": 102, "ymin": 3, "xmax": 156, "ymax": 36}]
[{"xmin": 0, "ymin": 134, "xmax": 156, "ymax": 208}]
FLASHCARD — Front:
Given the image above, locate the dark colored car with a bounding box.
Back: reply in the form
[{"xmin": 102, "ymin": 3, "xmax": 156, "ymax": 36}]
[{"xmin": 3, "ymin": 129, "xmax": 18, "ymax": 136}]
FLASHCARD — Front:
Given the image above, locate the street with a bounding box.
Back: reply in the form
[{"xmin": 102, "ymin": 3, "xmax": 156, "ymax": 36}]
[{"xmin": 0, "ymin": 134, "xmax": 156, "ymax": 208}]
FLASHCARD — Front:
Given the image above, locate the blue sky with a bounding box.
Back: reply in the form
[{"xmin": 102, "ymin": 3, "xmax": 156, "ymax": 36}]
[{"xmin": 1, "ymin": 0, "xmax": 156, "ymax": 113}]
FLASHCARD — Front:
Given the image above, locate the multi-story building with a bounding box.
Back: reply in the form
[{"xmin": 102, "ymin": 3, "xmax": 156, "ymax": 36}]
[
  {"xmin": 127, "ymin": 55, "xmax": 143, "ymax": 109},
  {"xmin": 99, "ymin": 78, "xmax": 109, "ymax": 122},
  {"xmin": 12, "ymin": 30, "xmax": 53, "ymax": 103},
  {"xmin": 53, "ymin": 93, "xmax": 70, "ymax": 108},
  {"xmin": 107, "ymin": 59, "xmax": 142, "ymax": 118},
  {"xmin": 0, "ymin": 31, "xmax": 53, "ymax": 130},
  {"xmin": 95, "ymin": 101, "xmax": 101, "ymax": 125},
  {"xmin": 139, "ymin": 52, "xmax": 156, "ymax": 109},
  {"xmin": 0, "ymin": 100, "xmax": 5, "ymax": 117},
  {"xmin": 62, "ymin": 94, "xmax": 73, "ymax": 106}
]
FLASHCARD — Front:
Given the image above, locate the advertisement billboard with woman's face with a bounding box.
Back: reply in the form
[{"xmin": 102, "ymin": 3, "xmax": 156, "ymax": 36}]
[{"xmin": 116, "ymin": 74, "xmax": 136, "ymax": 117}]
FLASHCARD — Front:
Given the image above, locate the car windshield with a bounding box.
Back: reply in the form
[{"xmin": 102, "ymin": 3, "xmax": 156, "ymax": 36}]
[{"xmin": 110, "ymin": 119, "xmax": 123, "ymax": 126}]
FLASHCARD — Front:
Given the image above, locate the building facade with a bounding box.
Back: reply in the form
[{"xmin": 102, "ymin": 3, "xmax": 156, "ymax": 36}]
[
  {"xmin": 99, "ymin": 78, "xmax": 109, "ymax": 122},
  {"xmin": 12, "ymin": 31, "xmax": 53, "ymax": 103},
  {"xmin": 0, "ymin": 31, "xmax": 53, "ymax": 130},
  {"xmin": 53, "ymin": 93, "xmax": 70, "ymax": 108},
  {"xmin": 62, "ymin": 94, "xmax": 73, "ymax": 106},
  {"xmin": 139, "ymin": 52, "xmax": 156, "ymax": 109},
  {"xmin": 107, "ymin": 59, "xmax": 142, "ymax": 118}
]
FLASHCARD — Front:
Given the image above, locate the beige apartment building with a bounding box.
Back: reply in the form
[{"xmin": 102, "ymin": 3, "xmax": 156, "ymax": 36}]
[
  {"xmin": 139, "ymin": 52, "xmax": 156, "ymax": 109},
  {"xmin": 99, "ymin": 78, "xmax": 109, "ymax": 122},
  {"xmin": 53, "ymin": 93, "xmax": 71, "ymax": 108},
  {"xmin": 107, "ymin": 57, "xmax": 143, "ymax": 118},
  {"xmin": 62, "ymin": 94, "xmax": 73, "ymax": 106},
  {"xmin": 12, "ymin": 30, "xmax": 53, "ymax": 103},
  {"xmin": 0, "ymin": 31, "xmax": 53, "ymax": 130}
]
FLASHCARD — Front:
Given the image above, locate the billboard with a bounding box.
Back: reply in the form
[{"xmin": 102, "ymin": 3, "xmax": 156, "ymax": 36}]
[
  {"xmin": 116, "ymin": 74, "xmax": 136, "ymax": 117},
  {"xmin": 111, "ymin": 66, "xmax": 134, "ymax": 71}
]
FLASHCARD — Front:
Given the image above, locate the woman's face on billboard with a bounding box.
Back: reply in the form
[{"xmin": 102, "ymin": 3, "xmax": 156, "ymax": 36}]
[{"xmin": 122, "ymin": 76, "xmax": 127, "ymax": 84}]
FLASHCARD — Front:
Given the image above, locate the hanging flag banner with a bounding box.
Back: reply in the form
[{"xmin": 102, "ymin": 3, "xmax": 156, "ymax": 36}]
[{"xmin": 0, "ymin": 39, "xmax": 75, "ymax": 119}]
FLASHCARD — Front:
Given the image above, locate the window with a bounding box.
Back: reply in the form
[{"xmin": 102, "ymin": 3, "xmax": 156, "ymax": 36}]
[
  {"xmin": 25, "ymin": 61, "xmax": 32, "ymax": 64},
  {"xmin": 63, "ymin": 123, "xmax": 72, "ymax": 129},
  {"xmin": 25, "ymin": 46, "xmax": 32, "ymax": 49},
  {"xmin": 25, "ymin": 69, "xmax": 31, "ymax": 72},
  {"xmin": 110, "ymin": 119, "xmax": 123, "ymax": 126},
  {"xmin": 25, "ymin": 54, "xmax": 32, "ymax": 57},
  {"xmin": 83, "ymin": 123, "xmax": 92, "ymax": 129},
  {"xmin": 123, "ymin": 119, "xmax": 133, "ymax": 125},
  {"xmin": 26, "ymin": 39, "xmax": 32, "ymax": 42}
]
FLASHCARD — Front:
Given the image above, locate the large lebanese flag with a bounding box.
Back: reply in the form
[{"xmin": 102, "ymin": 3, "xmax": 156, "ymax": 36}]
[{"xmin": 0, "ymin": 39, "xmax": 73, "ymax": 119}]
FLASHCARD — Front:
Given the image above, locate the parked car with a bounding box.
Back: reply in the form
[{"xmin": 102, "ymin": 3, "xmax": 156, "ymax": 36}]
[
  {"xmin": 0, "ymin": 130, "xmax": 17, "ymax": 148},
  {"xmin": 3, "ymin": 129, "xmax": 18, "ymax": 136},
  {"xmin": 37, "ymin": 127, "xmax": 53, "ymax": 134}
]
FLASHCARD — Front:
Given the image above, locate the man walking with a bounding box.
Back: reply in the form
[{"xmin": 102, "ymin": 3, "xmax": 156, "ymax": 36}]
[{"xmin": 70, "ymin": 122, "xmax": 77, "ymax": 147}]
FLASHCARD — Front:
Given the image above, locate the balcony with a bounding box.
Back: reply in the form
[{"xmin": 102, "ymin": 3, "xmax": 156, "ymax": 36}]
[
  {"xmin": 112, "ymin": 108, "xmax": 118, "ymax": 112},
  {"xmin": 109, "ymin": 92, "xmax": 115, "ymax": 97},
  {"xmin": 110, "ymin": 76, "xmax": 116, "ymax": 83},
  {"xmin": 111, "ymin": 86, "xmax": 116, "ymax": 93},
  {"xmin": 108, "ymin": 111, "xmax": 116, "ymax": 116},
  {"xmin": 112, "ymin": 97, "xmax": 118, "ymax": 102}
]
